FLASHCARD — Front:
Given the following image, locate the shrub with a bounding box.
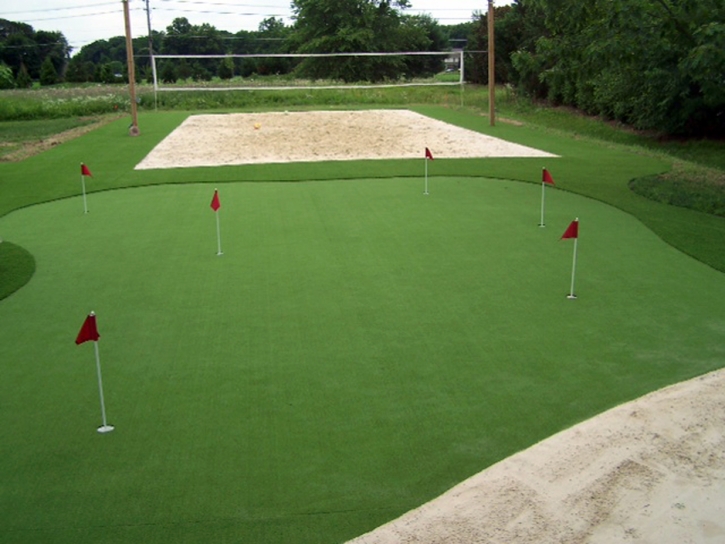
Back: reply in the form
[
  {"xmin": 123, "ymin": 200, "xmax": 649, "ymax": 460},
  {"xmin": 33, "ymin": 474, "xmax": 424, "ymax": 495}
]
[{"xmin": 39, "ymin": 57, "xmax": 58, "ymax": 86}]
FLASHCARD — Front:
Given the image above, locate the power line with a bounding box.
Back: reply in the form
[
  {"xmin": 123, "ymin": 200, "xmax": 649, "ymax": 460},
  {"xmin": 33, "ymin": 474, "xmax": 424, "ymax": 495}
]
[
  {"xmin": 10, "ymin": 9, "xmax": 124, "ymax": 24},
  {"xmin": 0, "ymin": 2, "xmax": 117, "ymax": 16},
  {"xmin": 152, "ymin": 7, "xmax": 288, "ymax": 18},
  {"xmin": 156, "ymin": 0, "xmax": 289, "ymax": 7}
]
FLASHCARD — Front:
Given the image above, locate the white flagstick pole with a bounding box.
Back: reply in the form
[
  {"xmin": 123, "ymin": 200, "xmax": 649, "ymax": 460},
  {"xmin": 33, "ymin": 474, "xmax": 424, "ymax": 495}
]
[
  {"xmin": 93, "ymin": 339, "xmax": 114, "ymax": 433},
  {"xmin": 539, "ymin": 181, "xmax": 546, "ymax": 227},
  {"xmin": 568, "ymin": 223, "xmax": 579, "ymax": 300},
  {"xmin": 215, "ymin": 209, "xmax": 223, "ymax": 256},
  {"xmin": 424, "ymin": 157, "xmax": 429, "ymax": 195},
  {"xmin": 81, "ymin": 172, "xmax": 88, "ymax": 214}
]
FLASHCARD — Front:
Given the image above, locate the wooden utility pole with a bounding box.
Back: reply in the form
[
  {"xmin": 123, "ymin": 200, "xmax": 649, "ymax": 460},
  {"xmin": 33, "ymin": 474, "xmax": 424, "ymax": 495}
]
[
  {"xmin": 123, "ymin": 0, "xmax": 140, "ymax": 136},
  {"xmin": 488, "ymin": 0, "xmax": 495, "ymax": 126}
]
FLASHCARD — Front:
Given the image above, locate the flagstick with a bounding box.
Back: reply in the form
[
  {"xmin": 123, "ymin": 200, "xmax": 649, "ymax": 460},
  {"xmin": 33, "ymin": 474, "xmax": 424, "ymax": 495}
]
[
  {"xmin": 93, "ymin": 340, "xmax": 114, "ymax": 433},
  {"xmin": 567, "ymin": 236, "xmax": 578, "ymax": 299},
  {"xmin": 424, "ymin": 157, "xmax": 429, "ymax": 195},
  {"xmin": 215, "ymin": 210, "xmax": 223, "ymax": 256},
  {"xmin": 81, "ymin": 174, "xmax": 88, "ymax": 214},
  {"xmin": 539, "ymin": 181, "xmax": 546, "ymax": 227}
]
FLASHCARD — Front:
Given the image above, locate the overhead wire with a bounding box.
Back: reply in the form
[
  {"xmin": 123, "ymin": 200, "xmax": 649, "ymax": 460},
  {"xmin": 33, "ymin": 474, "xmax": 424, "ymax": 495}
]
[{"xmin": 0, "ymin": 0, "xmax": 478, "ymax": 52}]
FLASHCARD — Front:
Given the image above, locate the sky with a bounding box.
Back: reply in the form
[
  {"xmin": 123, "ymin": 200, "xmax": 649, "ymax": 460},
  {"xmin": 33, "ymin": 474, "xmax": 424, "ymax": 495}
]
[{"xmin": 0, "ymin": 0, "xmax": 512, "ymax": 55}]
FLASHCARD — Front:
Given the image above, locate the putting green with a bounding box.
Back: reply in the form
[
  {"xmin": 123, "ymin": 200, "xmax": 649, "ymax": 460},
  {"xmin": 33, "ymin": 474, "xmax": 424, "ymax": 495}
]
[{"xmin": 1, "ymin": 178, "xmax": 724, "ymax": 543}]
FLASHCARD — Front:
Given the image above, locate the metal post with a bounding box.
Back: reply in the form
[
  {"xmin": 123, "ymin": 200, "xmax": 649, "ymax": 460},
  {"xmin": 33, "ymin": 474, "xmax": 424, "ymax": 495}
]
[
  {"xmin": 145, "ymin": 0, "xmax": 158, "ymax": 111},
  {"xmin": 488, "ymin": 0, "xmax": 496, "ymax": 126}
]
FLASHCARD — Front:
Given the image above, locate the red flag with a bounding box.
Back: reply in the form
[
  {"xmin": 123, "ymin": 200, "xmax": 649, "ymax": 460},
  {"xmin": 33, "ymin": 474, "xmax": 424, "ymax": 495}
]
[
  {"xmin": 81, "ymin": 163, "xmax": 92, "ymax": 177},
  {"xmin": 561, "ymin": 219, "xmax": 579, "ymax": 240},
  {"xmin": 542, "ymin": 168, "xmax": 555, "ymax": 185},
  {"xmin": 210, "ymin": 189, "xmax": 220, "ymax": 212},
  {"xmin": 75, "ymin": 313, "xmax": 100, "ymax": 345},
  {"xmin": 425, "ymin": 147, "xmax": 434, "ymax": 160}
]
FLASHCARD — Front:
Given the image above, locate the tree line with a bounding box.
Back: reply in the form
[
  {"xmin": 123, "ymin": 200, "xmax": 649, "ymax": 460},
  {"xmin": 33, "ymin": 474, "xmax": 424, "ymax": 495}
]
[
  {"xmin": 1, "ymin": 0, "xmax": 723, "ymax": 136},
  {"xmin": 475, "ymin": 0, "xmax": 725, "ymax": 136},
  {"xmin": 0, "ymin": 19, "xmax": 71, "ymax": 87}
]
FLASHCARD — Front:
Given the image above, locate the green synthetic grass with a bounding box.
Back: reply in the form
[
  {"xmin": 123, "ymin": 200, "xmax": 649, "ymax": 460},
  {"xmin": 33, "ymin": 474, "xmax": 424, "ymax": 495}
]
[
  {"xmin": 1, "ymin": 107, "xmax": 723, "ymax": 274},
  {"xmin": 630, "ymin": 165, "xmax": 725, "ymax": 218},
  {"xmin": 1, "ymin": 107, "xmax": 725, "ymax": 543},
  {"xmin": 1, "ymin": 180, "xmax": 724, "ymax": 543},
  {"xmin": 0, "ymin": 240, "xmax": 35, "ymax": 299}
]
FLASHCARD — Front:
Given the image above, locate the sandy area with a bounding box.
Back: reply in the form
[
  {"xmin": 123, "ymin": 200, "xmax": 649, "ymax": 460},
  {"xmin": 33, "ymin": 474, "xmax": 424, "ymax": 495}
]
[
  {"xmin": 136, "ymin": 110, "xmax": 724, "ymax": 542},
  {"xmin": 134, "ymin": 109, "xmax": 556, "ymax": 169},
  {"xmin": 347, "ymin": 369, "xmax": 725, "ymax": 544}
]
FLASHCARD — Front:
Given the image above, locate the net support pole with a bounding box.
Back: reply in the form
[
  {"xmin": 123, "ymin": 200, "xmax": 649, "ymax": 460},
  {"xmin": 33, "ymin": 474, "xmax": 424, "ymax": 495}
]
[
  {"xmin": 151, "ymin": 54, "xmax": 158, "ymax": 110},
  {"xmin": 123, "ymin": 0, "xmax": 140, "ymax": 136},
  {"xmin": 459, "ymin": 49, "xmax": 465, "ymax": 108},
  {"xmin": 488, "ymin": 0, "xmax": 496, "ymax": 126},
  {"xmin": 145, "ymin": 0, "xmax": 157, "ymax": 111}
]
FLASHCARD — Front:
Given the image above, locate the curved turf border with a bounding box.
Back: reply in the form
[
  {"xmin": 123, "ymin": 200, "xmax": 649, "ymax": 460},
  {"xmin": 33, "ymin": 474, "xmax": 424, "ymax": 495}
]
[
  {"xmin": 0, "ymin": 240, "xmax": 35, "ymax": 300},
  {"xmin": 0, "ymin": 105, "xmax": 723, "ymax": 288}
]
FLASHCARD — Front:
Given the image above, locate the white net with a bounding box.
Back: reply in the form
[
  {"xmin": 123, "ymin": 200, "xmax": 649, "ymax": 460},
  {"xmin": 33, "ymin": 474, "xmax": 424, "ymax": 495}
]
[{"xmin": 151, "ymin": 51, "xmax": 464, "ymax": 92}]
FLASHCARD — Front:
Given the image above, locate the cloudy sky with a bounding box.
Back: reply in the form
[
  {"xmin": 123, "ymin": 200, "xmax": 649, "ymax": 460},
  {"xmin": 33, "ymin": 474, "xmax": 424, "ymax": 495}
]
[{"xmin": 1, "ymin": 0, "xmax": 512, "ymax": 54}]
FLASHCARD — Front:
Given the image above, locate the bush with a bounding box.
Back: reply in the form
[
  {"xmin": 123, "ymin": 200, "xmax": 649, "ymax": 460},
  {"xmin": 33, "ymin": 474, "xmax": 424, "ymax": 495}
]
[
  {"xmin": 0, "ymin": 63, "xmax": 15, "ymax": 90},
  {"xmin": 39, "ymin": 57, "xmax": 58, "ymax": 86},
  {"xmin": 15, "ymin": 65, "xmax": 32, "ymax": 89}
]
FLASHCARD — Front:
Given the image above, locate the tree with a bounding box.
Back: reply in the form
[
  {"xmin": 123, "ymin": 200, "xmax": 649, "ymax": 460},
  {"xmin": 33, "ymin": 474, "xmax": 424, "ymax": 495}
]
[
  {"xmin": 39, "ymin": 55, "xmax": 57, "ymax": 85},
  {"xmin": 508, "ymin": 0, "xmax": 725, "ymax": 136},
  {"xmin": 0, "ymin": 61, "xmax": 14, "ymax": 88},
  {"xmin": 15, "ymin": 62, "xmax": 31, "ymax": 88},
  {"xmin": 465, "ymin": 5, "xmax": 518, "ymax": 84},
  {"xmin": 0, "ymin": 19, "xmax": 71, "ymax": 80},
  {"xmin": 289, "ymin": 0, "xmax": 432, "ymax": 82},
  {"xmin": 218, "ymin": 55, "xmax": 234, "ymax": 79},
  {"xmin": 65, "ymin": 56, "xmax": 95, "ymax": 83},
  {"xmin": 34, "ymin": 30, "xmax": 70, "ymax": 79},
  {"xmin": 398, "ymin": 14, "xmax": 447, "ymax": 77}
]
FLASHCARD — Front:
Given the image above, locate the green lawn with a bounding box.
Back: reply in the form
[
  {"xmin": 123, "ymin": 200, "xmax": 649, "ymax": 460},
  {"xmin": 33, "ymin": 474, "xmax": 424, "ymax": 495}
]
[{"xmin": 1, "ymin": 109, "xmax": 724, "ymax": 543}]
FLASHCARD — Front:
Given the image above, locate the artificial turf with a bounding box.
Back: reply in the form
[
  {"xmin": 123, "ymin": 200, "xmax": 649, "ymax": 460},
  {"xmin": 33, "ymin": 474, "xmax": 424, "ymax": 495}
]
[{"xmin": 1, "ymin": 173, "xmax": 725, "ymax": 543}]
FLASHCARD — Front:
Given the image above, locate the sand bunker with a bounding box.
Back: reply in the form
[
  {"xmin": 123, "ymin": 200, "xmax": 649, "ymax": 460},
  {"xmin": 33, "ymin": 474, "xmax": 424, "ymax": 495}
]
[
  {"xmin": 348, "ymin": 368, "xmax": 725, "ymax": 543},
  {"xmin": 135, "ymin": 109, "xmax": 556, "ymax": 169}
]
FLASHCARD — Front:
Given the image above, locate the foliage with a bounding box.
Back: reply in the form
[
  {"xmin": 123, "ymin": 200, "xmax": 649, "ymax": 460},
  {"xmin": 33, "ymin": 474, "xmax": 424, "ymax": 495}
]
[
  {"xmin": 0, "ymin": 62, "xmax": 14, "ymax": 89},
  {"xmin": 288, "ymin": 0, "xmax": 445, "ymax": 82},
  {"xmin": 0, "ymin": 86, "xmax": 129, "ymax": 120},
  {"xmin": 39, "ymin": 56, "xmax": 58, "ymax": 86},
  {"xmin": 465, "ymin": 5, "xmax": 521, "ymax": 85},
  {"xmin": 0, "ymin": 19, "xmax": 70, "ymax": 81},
  {"xmin": 15, "ymin": 63, "xmax": 31, "ymax": 89},
  {"xmin": 508, "ymin": 0, "xmax": 725, "ymax": 137}
]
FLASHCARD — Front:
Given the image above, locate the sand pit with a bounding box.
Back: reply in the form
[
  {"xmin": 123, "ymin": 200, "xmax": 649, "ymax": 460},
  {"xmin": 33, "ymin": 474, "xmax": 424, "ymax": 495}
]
[
  {"xmin": 134, "ymin": 109, "xmax": 556, "ymax": 169},
  {"xmin": 347, "ymin": 369, "xmax": 725, "ymax": 543}
]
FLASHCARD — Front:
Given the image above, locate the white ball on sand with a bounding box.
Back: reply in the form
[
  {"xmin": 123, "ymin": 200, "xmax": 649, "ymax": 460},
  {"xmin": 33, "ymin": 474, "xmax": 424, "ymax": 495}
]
[{"xmin": 254, "ymin": 122, "xmax": 261, "ymax": 130}]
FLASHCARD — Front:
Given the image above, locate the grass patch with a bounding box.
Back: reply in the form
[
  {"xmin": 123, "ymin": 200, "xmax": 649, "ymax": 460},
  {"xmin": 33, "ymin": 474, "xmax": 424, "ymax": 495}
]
[
  {"xmin": 0, "ymin": 116, "xmax": 120, "ymax": 162},
  {"xmin": 630, "ymin": 163, "xmax": 725, "ymax": 217},
  {"xmin": 0, "ymin": 118, "xmax": 99, "ymax": 143},
  {"xmin": 0, "ymin": 241, "xmax": 35, "ymax": 300},
  {"xmin": 1, "ymin": 180, "xmax": 724, "ymax": 543},
  {"xmin": 502, "ymin": 97, "xmax": 725, "ymax": 171}
]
